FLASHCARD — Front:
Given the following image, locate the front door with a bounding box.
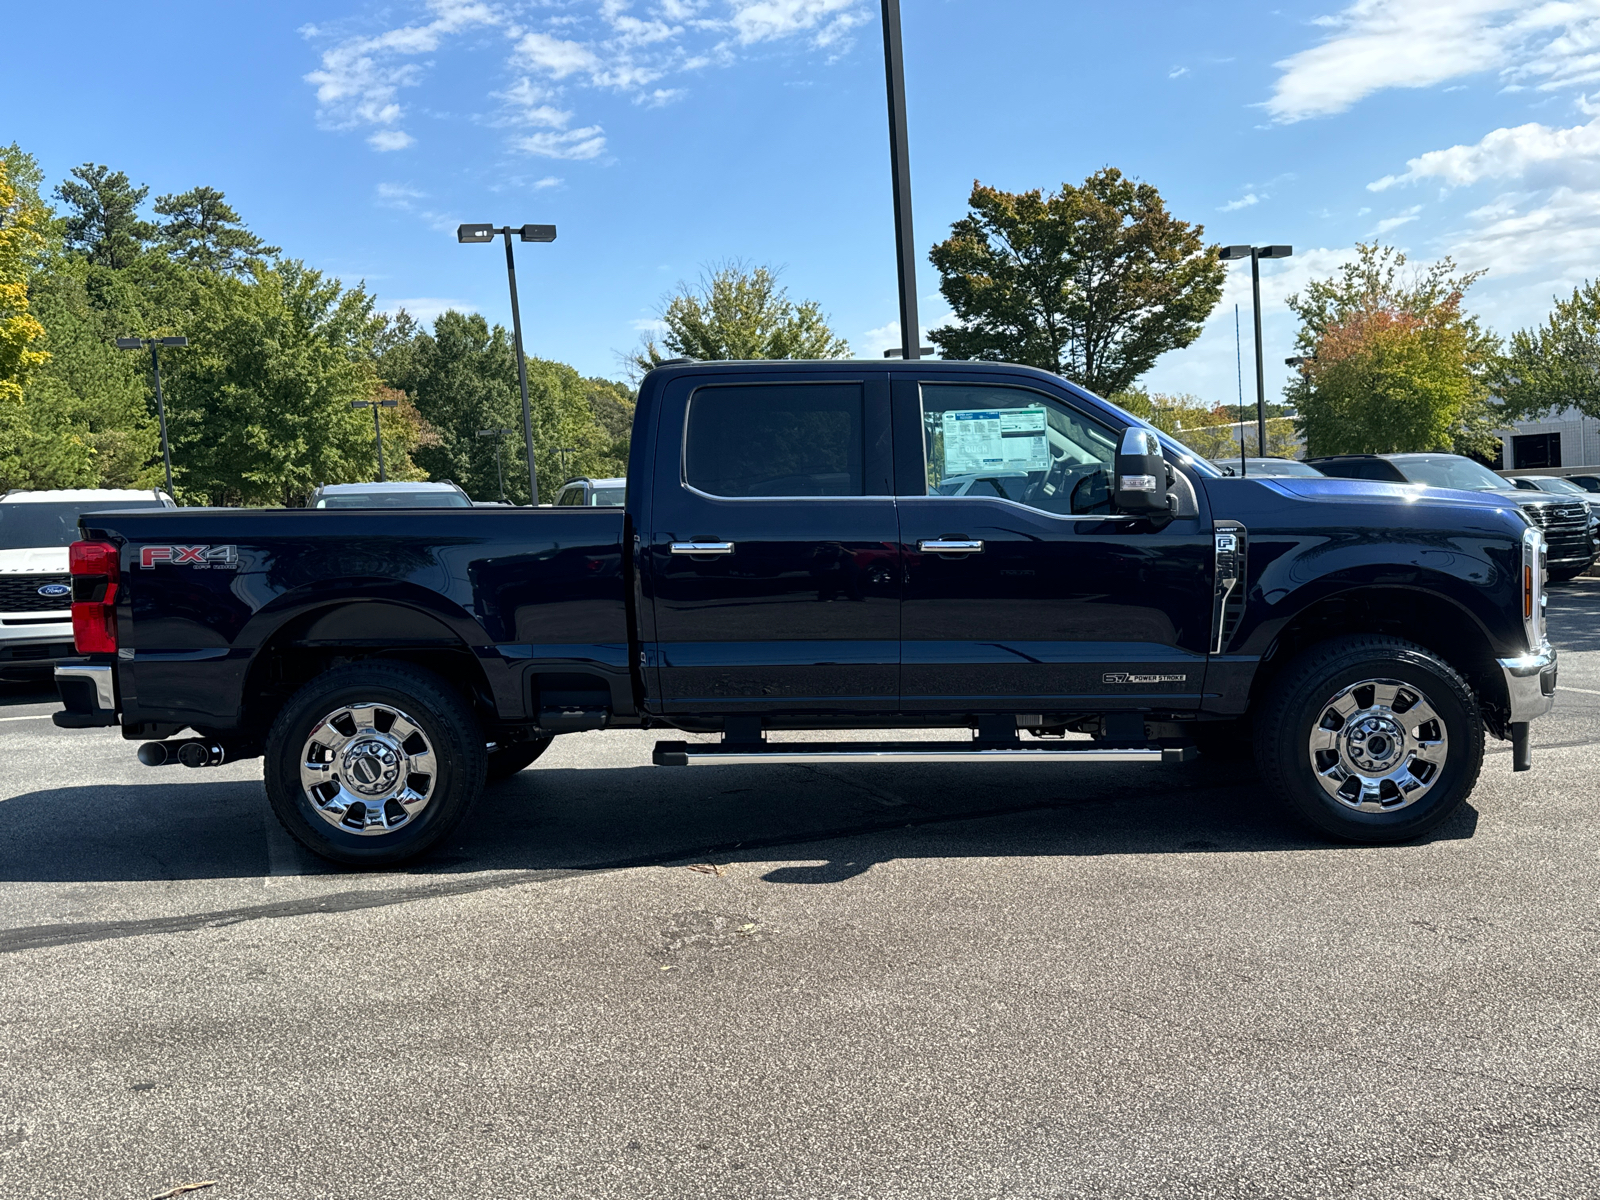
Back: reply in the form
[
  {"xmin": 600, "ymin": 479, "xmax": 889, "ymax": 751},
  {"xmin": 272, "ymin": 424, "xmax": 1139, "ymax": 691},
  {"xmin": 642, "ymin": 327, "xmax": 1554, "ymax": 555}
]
[
  {"xmin": 893, "ymin": 377, "xmax": 1213, "ymax": 714},
  {"xmin": 647, "ymin": 372, "xmax": 901, "ymax": 715}
]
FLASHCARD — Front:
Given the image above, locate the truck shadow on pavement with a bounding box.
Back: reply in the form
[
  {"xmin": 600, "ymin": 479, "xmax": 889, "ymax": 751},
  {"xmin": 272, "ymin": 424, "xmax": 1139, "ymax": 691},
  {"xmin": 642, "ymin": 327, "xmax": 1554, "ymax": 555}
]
[{"xmin": 0, "ymin": 757, "xmax": 1478, "ymax": 885}]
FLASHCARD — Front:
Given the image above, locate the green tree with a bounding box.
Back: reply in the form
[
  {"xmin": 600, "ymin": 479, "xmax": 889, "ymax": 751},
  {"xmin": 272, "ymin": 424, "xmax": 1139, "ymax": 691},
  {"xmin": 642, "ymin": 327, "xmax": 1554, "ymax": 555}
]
[
  {"xmin": 55, "ymin": 164, "xmax": 156, "ymax": 270},
  {"xmin": 1286, "ymin": 244, "xmax": 1499, "ymax": 458},
  {"xmin": 629, "ymin": 261, "xmax": 849, "ymax": 376},
  {"xmin": 1494, "ymin": 280, "xmax": 1600, "ymax": 422},
  {"xmin": 155, "ymin": 186, "xmax": 279, "ymax": 275},
  {"xmin": 928, "ymin": 170, "xmax": 1226, "ymax": 395},
  {"xmin": 585, "ymin": 376, "xmax": 636, "ymax": 465},
  {"xmin": 160, "ymin": 260, "xmax": 385, "ymax": 505}
]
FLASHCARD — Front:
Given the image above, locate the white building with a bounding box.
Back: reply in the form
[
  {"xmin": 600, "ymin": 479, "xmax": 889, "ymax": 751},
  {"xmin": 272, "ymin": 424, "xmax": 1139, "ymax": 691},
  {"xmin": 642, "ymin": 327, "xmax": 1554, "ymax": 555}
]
[{"xmin": 1494, "ymin": 406, "xmax": 1600, "ymax": 471}]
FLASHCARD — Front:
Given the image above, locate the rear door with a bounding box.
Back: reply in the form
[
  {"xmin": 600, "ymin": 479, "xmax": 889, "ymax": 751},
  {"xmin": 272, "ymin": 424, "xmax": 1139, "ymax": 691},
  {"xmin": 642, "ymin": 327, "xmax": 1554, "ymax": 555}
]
[
  {"xmin": 893, "ymin": 376, "xmax": 1214, "ymax": 714},
  {"xmin": 646, "ymin": 371, "xmax": 900, "ymax": 715}
]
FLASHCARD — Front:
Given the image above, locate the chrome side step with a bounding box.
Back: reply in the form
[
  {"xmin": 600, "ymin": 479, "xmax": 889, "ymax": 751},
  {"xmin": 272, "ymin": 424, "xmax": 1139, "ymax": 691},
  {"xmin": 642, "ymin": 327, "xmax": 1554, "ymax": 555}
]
[{"xmin": 652, "ymin": 740, "xmax": 1197, "ymax": 767}]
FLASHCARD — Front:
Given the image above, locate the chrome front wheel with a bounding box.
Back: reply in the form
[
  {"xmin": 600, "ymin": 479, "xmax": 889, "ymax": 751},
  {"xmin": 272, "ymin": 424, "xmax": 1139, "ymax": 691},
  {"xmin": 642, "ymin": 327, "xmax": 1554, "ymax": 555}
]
[
  {"xmin": 299, "ymin": 702, "xmax": 438, "ymax": 835},
  {"xmin": 1307, "ymin": 678, "xmax": 1449, "ymax": 813}
]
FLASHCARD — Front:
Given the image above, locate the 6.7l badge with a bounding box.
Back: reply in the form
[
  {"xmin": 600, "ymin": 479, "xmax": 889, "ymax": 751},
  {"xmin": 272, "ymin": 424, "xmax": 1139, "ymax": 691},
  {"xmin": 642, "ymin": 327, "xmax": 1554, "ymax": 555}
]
[{"xmin": 1103, "ymin": 672, "xmax": 1187, "ymax": 685}]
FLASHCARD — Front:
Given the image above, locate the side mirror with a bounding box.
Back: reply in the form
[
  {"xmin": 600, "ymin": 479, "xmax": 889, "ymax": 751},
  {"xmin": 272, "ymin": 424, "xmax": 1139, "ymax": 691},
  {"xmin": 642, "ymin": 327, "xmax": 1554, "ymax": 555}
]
[{"xmin": 1114, "ymin": 428, "xmax": 1173, "ymax": 516}]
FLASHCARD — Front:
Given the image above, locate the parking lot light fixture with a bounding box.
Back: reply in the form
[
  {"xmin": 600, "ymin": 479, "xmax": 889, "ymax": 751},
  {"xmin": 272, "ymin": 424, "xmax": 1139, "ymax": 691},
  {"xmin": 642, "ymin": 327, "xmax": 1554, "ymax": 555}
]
[
  {"xmin": 477, "ymin": 428, "xmax": 515, "ymax": 503},
  {"xmin": 115, "ymin": 335, "xmax": 187, "ymax": 499},
  {"xmin": 1217, "ymin": 244, "xmax": 1293, "ymax": 455},
  {"xmin": 458, "ymin": 222, "xmax": 557, "ymax": 504},
  {"xmin": 351, "ymin": 397, "xmax": 400, "ymax": 481}
]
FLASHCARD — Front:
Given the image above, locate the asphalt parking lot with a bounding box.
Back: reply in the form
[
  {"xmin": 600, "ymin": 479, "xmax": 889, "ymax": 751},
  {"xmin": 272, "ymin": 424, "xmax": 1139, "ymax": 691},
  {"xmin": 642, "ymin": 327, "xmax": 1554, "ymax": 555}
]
[{"xmin": 2, "ymin": 586, "xmax": 1598, "ymax": 1199}]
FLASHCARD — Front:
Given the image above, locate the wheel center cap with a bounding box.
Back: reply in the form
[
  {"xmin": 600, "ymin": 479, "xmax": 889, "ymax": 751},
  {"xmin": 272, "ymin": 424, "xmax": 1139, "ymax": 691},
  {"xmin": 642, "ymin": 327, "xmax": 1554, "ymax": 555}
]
[
  {"xmin": 1345, "ymin": 715, "xmax": 1405, "ymax": 773},
  {"xmin": 343, "ymin": 739, "xmax": 401, "ymax": 796}
]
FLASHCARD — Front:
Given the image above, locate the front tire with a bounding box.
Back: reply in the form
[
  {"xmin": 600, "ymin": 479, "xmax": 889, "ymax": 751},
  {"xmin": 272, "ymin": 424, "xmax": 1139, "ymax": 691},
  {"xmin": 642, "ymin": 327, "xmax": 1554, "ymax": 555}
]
[
  {"xmin": 1255, "ymin": 636, "xmax": 1482, "ymax": 843},
  {"xmin": 264, "ymin": 662, "xmax": 487, "ymax": 867}
]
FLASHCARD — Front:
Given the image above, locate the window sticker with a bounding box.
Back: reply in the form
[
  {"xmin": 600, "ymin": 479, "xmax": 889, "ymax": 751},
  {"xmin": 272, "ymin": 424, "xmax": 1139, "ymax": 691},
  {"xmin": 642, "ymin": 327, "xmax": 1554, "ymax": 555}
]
[{"xmin": 940, "ymin": 407, "xmax": 1051, "ymax": 476}]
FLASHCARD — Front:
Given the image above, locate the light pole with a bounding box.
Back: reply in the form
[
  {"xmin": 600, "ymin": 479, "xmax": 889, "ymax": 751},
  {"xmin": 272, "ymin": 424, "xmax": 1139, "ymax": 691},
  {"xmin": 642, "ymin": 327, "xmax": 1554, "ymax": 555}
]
[
  {"xmin": 881, "ymin": 0, "xmax": 920, "ymax": 362},
  {"xmin": 554, "ymin": 445, "xmax": 577, "ymax": 479},
  {"xmin": 350, "ymin": 397, "xmax": 400, "ymax": 481},
  {"xmin": 458, "ymin": 222, "xmax": 557, "ymax": 503},
  {"xmin": 477, "ymin": 428, "xmax": 514, "ymax": 503},
  {"xmin": 115, "ymin": 335, "xmax": 186, "ymax": 499},
  {"xmin": 1219, "ymin": 245, "xmax": 1292, "ymax": 456}
]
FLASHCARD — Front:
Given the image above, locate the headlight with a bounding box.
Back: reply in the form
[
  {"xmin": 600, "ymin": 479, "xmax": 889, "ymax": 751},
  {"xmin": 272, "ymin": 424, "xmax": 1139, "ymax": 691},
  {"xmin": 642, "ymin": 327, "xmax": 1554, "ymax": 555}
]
[{"xmin": 1522, "ymin": 526, "xmax": 1547, "ymax": 651}]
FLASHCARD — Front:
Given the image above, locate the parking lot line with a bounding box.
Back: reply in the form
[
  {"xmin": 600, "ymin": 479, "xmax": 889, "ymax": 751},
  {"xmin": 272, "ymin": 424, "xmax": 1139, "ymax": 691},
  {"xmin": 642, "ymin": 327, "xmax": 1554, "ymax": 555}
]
[{"xmin": 0, "ymin": 714, "xmax": 50, "ymax": 723}]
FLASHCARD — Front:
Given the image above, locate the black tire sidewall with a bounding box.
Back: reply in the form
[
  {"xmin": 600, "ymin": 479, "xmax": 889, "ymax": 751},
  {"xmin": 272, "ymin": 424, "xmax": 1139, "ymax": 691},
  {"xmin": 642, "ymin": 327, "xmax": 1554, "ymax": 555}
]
[
  {"xmin": 486, "ymin": 735, "xmax": 554, "ymax": 783},
  {"xmin": 1261, "ymin": 642, "xmax": 1482, "ymax": 842},
  {"xmin": 265, "ymin": 665, "xmax": 485, "ymax": 866}
]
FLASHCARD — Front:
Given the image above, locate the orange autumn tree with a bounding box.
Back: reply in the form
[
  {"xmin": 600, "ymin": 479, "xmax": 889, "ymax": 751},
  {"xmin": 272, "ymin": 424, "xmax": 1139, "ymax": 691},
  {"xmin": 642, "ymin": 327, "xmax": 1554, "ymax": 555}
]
[{"xmin": 1286, "ymin": 245, "xmax": 1500, "ymax": 458}]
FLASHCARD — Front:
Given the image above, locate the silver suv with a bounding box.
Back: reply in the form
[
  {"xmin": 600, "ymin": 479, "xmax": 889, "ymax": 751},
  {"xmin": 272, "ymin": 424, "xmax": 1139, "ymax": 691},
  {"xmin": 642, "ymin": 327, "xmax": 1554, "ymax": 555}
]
[{"xmin": 0, "ymin": 488, "xmax": 175, "ymax": 680}]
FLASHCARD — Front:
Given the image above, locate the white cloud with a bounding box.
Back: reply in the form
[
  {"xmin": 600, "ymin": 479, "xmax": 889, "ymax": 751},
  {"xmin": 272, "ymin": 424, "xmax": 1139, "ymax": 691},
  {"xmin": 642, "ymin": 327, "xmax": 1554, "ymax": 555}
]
[
  {"xmin": 302, "ymin": 0, "xmax": 500, "ymax": 149},
  {"xmin": 1169, "ymin": 66, "xmax": 1190, "ymax": 79},
  {"xmin": 518, "ymin": 126, "xmax": 608, "ymax": 159},
  {"xmin": 304, "ymin": 0, "xmax": 872, "ymax": 161},
  {"xmin": 376, "ymin": 182, "xmax": 427, "ymax": 203},
  {"xmin": 1447, "ymin": 186, "xmax": 1600, "ymax": 276},
  {"xmin": 531, "ymin": 176, "xmax": 564, "ymax": 190},
  {"xmin": 1265, "ymin": 0, "xmax": 1600, "ymax": 123},
  {"xmin": 368, "ymin": 129, "xmax": 416, "ymax": 151},
  {"xmin": 631, "ymin": 317, "xmax": 670, "ymax": 333},
  {"xmin": 1371, "ymin": 204, "xmax": 1423, "ymax": 234},
  {"xmin": 386, "ymin": 297, "xmax": 478, "ymax": 324},
  {"xmin": 513, "ymin": 31, "xmax": 601, "ymax": 78},
  {"xmin": 1370, "ymin": 114, "xmax": 1600, "ymax": 189},
  {"xmin": 1220, "ymin": 193, "xmax": 1260, "ymax": 212}
]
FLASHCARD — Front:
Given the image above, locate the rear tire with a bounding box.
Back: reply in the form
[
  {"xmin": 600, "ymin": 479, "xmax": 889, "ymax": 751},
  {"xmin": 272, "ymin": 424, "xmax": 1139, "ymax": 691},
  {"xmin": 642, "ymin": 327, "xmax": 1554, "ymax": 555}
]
[
  {"xmin": 1255, "ymin": 636, "xmax": 1482, "ymax": 844},
  {"xmin": 264, "ymin": 662, "xmax": 487, "ymax": 867},
  {"xmin": 487, "ymin": 735, "xmax": 554, "ymax": 783}
]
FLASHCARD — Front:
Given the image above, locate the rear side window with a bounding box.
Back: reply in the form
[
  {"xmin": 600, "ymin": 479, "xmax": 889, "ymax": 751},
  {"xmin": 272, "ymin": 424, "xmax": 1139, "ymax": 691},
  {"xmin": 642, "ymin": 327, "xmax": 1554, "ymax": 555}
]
[
  {"xmin": 685, "ymin": 383, "xmax": 865, "ymax": 497},
  {"xmin": 556, "ymin": 487, "xmax": 583, "ymax": 506}
]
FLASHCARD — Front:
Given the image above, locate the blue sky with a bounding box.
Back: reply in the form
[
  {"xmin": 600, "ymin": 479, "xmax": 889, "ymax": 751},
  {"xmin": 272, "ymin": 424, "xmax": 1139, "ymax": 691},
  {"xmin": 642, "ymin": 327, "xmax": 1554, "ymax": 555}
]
[{"xmin": 8, "ymin": 0, "xmax": 1600, "ymax": 407}]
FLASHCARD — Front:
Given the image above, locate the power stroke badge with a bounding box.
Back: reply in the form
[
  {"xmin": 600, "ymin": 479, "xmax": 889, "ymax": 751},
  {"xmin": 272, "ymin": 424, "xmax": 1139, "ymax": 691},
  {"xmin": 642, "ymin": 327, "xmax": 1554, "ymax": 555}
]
[
  {"xmin": 1103, "ymin": 672, "xmax": 1188, "ymax": 685},
  {"xmin": 139, "ymin": 545, "xmax": 239, "ymax": 569}
]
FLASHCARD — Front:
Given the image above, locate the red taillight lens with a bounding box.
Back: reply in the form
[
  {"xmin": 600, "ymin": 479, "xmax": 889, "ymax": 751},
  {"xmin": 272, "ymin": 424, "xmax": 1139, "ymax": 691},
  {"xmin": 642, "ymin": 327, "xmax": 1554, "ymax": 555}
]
[{"xmin": 69, "ymin": 540, "xmax": 119, "ymax": 654}]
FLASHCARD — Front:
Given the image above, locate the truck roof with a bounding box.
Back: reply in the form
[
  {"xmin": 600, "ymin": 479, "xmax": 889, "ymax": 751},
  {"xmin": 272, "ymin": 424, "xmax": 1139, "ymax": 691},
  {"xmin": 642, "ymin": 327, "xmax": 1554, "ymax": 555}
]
[{"xmin": 0, "ymin": 488, "xmax": 172, "ymax": 504}]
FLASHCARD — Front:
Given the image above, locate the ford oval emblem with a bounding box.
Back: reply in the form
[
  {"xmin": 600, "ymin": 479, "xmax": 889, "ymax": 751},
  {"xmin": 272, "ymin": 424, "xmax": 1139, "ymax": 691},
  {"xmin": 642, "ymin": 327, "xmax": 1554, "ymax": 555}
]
[{"xmin": 37, "ymin": 583, "xmax": 71, "ymax": 598}]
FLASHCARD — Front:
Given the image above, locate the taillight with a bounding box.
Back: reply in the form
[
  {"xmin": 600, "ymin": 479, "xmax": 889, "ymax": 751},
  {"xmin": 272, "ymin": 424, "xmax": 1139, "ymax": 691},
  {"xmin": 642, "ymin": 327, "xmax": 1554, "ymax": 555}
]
[{"xmin": 70, "ymin": 540, "xmax": 119, "ymax": 654}]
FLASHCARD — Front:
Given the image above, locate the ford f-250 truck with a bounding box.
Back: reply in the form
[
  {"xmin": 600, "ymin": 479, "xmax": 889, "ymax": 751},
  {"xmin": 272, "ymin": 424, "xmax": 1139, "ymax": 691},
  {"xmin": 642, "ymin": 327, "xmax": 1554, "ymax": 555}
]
[{"xmin": 52, "ymin": 359, "xmax": 1558, "ymax": 865}]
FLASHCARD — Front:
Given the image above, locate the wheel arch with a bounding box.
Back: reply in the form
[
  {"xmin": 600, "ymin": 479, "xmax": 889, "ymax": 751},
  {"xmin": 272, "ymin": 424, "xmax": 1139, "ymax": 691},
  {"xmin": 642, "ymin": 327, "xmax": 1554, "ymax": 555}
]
[{"xmin": 1248, "ymin": 585, "xmax": 1511, "ymax": 738}]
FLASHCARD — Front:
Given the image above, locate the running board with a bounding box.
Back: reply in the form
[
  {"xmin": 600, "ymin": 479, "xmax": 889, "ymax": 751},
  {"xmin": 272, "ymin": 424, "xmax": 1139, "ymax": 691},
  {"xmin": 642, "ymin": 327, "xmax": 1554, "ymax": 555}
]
[{"xmin": 652, "ymin": 740, "xmax": 1197, "ymax": 767}]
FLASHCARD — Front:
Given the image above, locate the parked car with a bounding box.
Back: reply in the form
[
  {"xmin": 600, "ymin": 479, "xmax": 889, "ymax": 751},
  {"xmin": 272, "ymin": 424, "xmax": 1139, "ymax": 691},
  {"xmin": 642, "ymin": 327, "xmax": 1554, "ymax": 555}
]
[
  {"xmin": 1562, "ymin": 474, "xmax": 1600, "ymax": 494},
  {"xmin": 309, "ymin": 481, "xmax": 472, "ymax": 509},
  {"xmin": 1212, "ymin": 458, "xmax": 1327, "ymax": 478},
  {"xmin": 0, "ymin": 488, "xmax": 175, "ymax": 680},
  {"xmin": 554, "ymin": 477, "xmax": 626, "ymax": 507},
  {"xmin": 52, "ymin": 360, "xmax": 1556, "ymax": 865},
  {"xmin": 1507, "ymin": 474, "xmax": 1600, "ymax": 523},
  {"xmin": 1311, "ymin": 453, "xmax": 1596, "ymax": 581}
]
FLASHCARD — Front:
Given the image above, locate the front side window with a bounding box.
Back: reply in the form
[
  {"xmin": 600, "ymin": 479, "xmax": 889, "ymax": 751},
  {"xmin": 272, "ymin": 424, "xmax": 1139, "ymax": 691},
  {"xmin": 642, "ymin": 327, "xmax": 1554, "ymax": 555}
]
[
  {"xmin": 919, "ymin": 384, "xmax": 1117, "ymax": 515},
  {"xmin": 556, "ymin": 487, "xmax": 583, "ymax": 506},
  {"xmin": 685, "ymin": 383, "xmax": 865, "ymax": 497}
]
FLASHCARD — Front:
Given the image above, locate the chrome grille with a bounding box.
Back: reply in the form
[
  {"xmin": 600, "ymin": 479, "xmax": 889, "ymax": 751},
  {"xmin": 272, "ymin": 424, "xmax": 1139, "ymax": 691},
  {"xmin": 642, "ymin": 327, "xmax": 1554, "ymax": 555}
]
[
  {"xmin": 1522, "ymin": 502, "xmax": 1592, "ymax": 560},
  {"xmin": 0, "ymin": 575, "xmax": 72, "ymax": 613}
]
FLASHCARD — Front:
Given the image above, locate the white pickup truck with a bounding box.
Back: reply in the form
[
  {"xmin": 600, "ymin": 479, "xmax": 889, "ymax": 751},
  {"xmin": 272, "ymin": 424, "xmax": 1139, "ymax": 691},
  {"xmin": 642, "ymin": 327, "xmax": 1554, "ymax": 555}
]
[{"xmin": 0, "ymin": 489, "xmax": 173, "ymax": 681}]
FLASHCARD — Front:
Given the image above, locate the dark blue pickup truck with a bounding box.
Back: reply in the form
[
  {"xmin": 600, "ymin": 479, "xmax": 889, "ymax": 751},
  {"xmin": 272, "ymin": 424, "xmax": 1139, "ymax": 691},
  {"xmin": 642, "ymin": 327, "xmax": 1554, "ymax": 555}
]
[{"xmin": 53, "ymin": 360, "xmax": 1557, "ymax": 864}]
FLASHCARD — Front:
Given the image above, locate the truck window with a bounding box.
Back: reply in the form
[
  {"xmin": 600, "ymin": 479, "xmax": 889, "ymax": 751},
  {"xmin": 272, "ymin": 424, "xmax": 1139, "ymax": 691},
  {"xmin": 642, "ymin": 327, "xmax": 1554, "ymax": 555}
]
[
  {"xmin": 556, "ymin": 487, "xmax": 583, "ymax": 506},
  {"xmin": 685, "ymin": 383, "xmax": 865, "ymax": 497},
  {"xmin": 917, "ymin": 384, "xmax": 1117, "ymax": 516}
]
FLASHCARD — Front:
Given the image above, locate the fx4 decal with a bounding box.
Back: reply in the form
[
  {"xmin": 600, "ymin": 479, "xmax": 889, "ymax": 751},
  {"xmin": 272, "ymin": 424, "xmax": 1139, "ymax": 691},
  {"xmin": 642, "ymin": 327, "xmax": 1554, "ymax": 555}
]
[
  {"xmin": 1103, "ymin": 672, "xmax": 1187, "ymax": 684},
  {"xmin": 139, "ymin": 545, "xmax": 239, "ymax": 570}
]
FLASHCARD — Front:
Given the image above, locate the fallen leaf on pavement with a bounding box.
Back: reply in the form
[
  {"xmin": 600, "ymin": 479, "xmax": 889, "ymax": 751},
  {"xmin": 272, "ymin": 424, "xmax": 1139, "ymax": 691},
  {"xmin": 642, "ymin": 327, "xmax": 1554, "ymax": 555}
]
[
  {"xmin": 686, "ymin": 864, "xmax": 728, "ymax": 876},
  {"xmin": 151, "ymin": 1184, "xmax": 218, "ymax": 1200}
]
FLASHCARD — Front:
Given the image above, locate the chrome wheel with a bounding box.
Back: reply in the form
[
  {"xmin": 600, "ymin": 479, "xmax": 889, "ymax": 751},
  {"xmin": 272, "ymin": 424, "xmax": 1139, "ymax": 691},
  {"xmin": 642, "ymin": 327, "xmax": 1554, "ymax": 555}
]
[
  {"xmin": 1307, "ymin": 678, "xmax": 1449, "ymax": 813},
  {"xmin": 298, "ymin": 702, "xmax": 437, "ymax": 836}
]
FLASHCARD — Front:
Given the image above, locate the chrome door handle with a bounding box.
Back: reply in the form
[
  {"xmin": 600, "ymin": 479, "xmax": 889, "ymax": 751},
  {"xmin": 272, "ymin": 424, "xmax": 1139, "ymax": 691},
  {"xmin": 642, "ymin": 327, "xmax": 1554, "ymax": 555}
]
[
  {"xmin": 918, "ymin": 539, "xmax": 984, "ymax": 554},
  {"xmin": 670, "ymin": 541, "xmax": 735, "ymax": 556}
]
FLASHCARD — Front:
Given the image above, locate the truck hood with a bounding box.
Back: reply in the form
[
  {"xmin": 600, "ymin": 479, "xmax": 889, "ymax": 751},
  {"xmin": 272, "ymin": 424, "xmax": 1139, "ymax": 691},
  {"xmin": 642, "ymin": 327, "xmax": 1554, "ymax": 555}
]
[
  {"xmin": 0, "ymin": 547, "xmax": 69, "ymax": 574},
  {"xmin": 1263, "ymin": 478, "xmax": 1531, "ymax": 514}
]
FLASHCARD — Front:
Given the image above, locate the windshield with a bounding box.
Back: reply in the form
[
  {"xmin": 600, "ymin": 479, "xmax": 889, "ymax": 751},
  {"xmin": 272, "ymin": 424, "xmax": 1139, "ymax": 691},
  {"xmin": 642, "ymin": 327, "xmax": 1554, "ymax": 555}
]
[
  {"xmin": 589, "ymin": 487, "xmax": 625, "ymax": 506},
  {"xmin": 1396, "ymin": 456, "xmax": 1508, "ymax": 492},
  {"xmin": 1216, "ymin": 459, "xmax": 1325, "ymax": 478},
  {"xmin": 0, "ymin": 501, "xmax": 167, "ymax": 549},
  {"xmin": 1534, "ymin": 476, "xmax": 1587, "ymax": 495},
  {"xmin": 315, "ymin": 492, "xmax": 471, "ymax": 508}
]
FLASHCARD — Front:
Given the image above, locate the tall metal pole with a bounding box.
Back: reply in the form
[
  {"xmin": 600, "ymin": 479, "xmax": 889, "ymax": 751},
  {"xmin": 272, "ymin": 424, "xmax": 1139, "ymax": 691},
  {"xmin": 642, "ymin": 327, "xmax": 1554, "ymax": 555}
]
[
  {"xmin": 1251, "ymin": 250, "xmax": 1267, "ymax": 457},
  {"xmin": 149, "ymin": 344, "xmax": 175, "ymax": 498},
  {"xmin": 371, "ymin": 402, "xmax": 388, "ymax": 482},
  {"xmin": 495, "ymin": 442, "xmax": 505, "ymax": 504},
  {"xmin": 1234, "ymin": 305, "xmax": 1247, "ymax": 477},
  {"xmin": 881, "ymin": 0, "xmax": 920, "ymax": 362},
  {"xmin": 502, "ymin": 228, "xmax": 539, "ymax": 504}
]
